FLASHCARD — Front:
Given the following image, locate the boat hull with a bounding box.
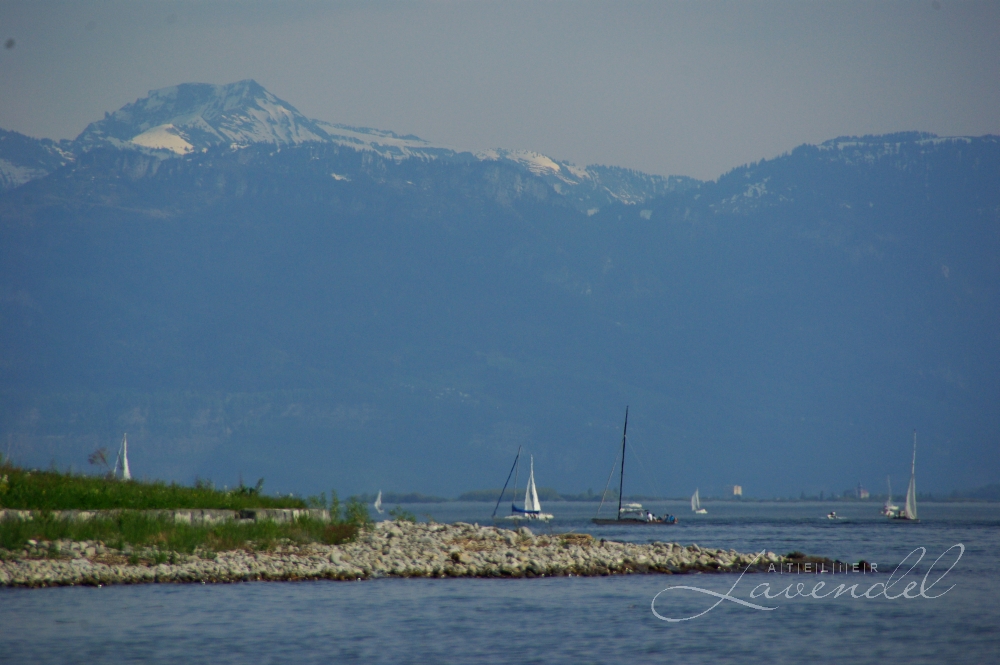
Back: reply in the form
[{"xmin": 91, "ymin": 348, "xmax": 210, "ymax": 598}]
[
  {"xmin": 591, "ymin": 518, "xmax": 678, "ymax": 525},
  {"xmin": 504, "ymin": 513, "xmax": 553, "ymax": 521}
]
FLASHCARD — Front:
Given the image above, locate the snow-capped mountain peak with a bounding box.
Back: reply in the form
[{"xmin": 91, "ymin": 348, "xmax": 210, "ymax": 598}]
[{"xmin": 74, "ymin": 79, "xmax": 329, "ymax": 153}]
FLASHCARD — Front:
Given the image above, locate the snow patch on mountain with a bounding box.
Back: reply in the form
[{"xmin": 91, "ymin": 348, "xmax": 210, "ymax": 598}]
[
  {"xmin": 475, "ymin": 147, "xmax": 692, "ymax": 207},
  {"xmin": 314, "ymin": 121, "xmax": 458, "ymax": 161},
  {"xmin": 814, "ymin": 132, "xmax": 987, "ymax": 167},
  {"xmin": 478, "ymin": 149, "xmax": 565, "ymax": 178},
  {"xmin": 0, "ymin": 159, "xmax": 49, "ymax": 190},
  {"xmin": 130, "ymin": 124, "xmax": 194, "ymax": 154}
]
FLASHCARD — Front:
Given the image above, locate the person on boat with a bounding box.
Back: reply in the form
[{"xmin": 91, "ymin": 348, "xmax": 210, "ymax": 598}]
[{"xmin": 646, "ymin": 511, "xmax": 654, "ymax": 522}]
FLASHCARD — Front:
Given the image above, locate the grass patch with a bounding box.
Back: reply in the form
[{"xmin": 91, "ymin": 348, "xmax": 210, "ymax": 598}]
[
  {"xmin": 0, "ymin": 509, "xmax": 365, "ymax": 555},
  {"xmin": 0, "ymin": 458, "xmax": 306, "ymax": 510},
  {"xmin": 0, "ymin": 458, "xmax": 372, "ymax": 555}
]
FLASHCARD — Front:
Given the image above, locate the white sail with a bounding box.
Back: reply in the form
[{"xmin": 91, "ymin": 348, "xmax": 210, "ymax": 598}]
[
  {"xmin": 904, "ymin": 475, "xmax": 917, "ymax": 520},
  {"xmin": 883, "ymin": 476, "xmax": 899, "ymax": 515},
  {"xmin": 691, "ymin": 488, "xmax": 706, "ymax": 513},
  {"xmin": 904, "ymin": 432, "xmax": 917, "ymax": 520},
  {"xmin": 374, "ymin": 490, "xmax": 384, "ymax": 514},
  {"xmin": 115, "ymin": 433, "xmax": 132, "ymax": 480},
  {"xmin": 122, "ymin": 435, "xmax": 131, "ymax": 480},
  {"xmin": 525, "ymin": 456, "xmax": 542, "ymax": 512}
]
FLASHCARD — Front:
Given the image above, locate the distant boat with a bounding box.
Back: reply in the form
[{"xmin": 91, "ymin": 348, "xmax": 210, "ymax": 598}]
[
  {"xmin": 507, "ymin": 455, "xmax": 553, "ymax": 520},
  {"xmin": 374, "ymin": 490, "xmax": 384, "ymax": 514},
  {"xmin": 114, "ymin": 433, "xmax": 131, "ymax": 481},
  {"xmin": 493, "ymin": 447, "xmax": 553, "ymax": 521},
  {"xmin": 881, "ymin": 476, "xmax": 899, "ymax": 516},
  {"xmin": 888, "ymin": 430, "xmax": 919, "ymax": 522},
  {"xmin": 827, "ymin": 511, "xmax": 841, "ymax": 520},
  {"xmin": 592, "ymin": 407, "xmax": 677, "ymax": 525},
  {"xmin": 691, "ymin": 488, "xmax": 707, "ymax": 514}
]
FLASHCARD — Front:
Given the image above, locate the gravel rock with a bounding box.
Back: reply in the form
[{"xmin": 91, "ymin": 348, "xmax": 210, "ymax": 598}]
[{"xmin": 0, "ymin": 522, "xmax": 801, "ymax": 588}]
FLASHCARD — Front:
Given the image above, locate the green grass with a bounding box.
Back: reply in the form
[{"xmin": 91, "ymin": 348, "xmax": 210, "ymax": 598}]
[
  {"xmin": 0, "ymin": 458, "xmax": 373, "ymax": 554},
  {"xmin": 0, "ymin": 458, "xmax": 306, "ymax": 510},
  {"xmin": 0, "ymin": 510, "xmax": 361, "ymax": 555}
]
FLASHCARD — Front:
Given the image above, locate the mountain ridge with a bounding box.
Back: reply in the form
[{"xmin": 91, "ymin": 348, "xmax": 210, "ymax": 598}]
[
  {"xmin": 3, "ymin": 79, "xmax": 994, "ymax": 217},
  {"xmin": 0, "ymin": 79, "xmax": 698, "ymax": 211}
]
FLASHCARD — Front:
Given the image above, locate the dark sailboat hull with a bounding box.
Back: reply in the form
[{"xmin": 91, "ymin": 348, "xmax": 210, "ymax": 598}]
[{"xmin": 591, "ymin": 518, "xmax": 678, "ymax": 525}]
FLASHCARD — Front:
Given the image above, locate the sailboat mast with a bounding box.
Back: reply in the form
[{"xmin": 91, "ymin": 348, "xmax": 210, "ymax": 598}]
[
  {"xmin": 905, "ymin": 429, "xmax": 918, "ymax": 520},
  {"xmin": 618, "ymin": 406, "xmax": 628, "ymax": 520},
  {"xmin": 493, "ymin": 446, "xmax": 522, "ymax": 518}
]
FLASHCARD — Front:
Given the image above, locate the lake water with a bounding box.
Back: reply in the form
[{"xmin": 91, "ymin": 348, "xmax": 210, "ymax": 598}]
[{"xmin": 2, "ymin": 501, "xmax": 998, "ymax": 664}]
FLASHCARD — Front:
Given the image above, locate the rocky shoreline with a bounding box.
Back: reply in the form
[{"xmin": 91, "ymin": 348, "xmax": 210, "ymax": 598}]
[{"xmin": 0, "ymin": 520, "xmax": 802, "ymax": 588}]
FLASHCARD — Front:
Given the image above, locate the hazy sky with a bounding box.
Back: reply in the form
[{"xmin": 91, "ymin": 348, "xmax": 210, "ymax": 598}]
[{"xmin": 1, "ymin": 0, "xmax": 998, "ymax": 179}]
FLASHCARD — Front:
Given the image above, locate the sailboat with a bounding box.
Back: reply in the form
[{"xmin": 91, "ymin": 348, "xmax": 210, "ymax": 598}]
[
  {"xmin": 592, "ymin": 407, "xmax": 677, "ymax": 525},
  {"xmin": 373, "ymin": 490, "xmax": 384, "ymax": 514},
  {"xmin": 691, "ymin": 488, "xmax": 707, "ymax": 514},
  {"xmin": 114, "ymin": 433, "xmax": 132, "ymax": 480},
  {"xmin": 881, "ymin": 476, "xmax": 899, "ymax": 516},
  {"xmin": 888, "ymin": 430, "xmax": 919, "ymax": 522},
  {"xmin": 492, "ymin": 447, "xmax": 553, "ymax": 521}
]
